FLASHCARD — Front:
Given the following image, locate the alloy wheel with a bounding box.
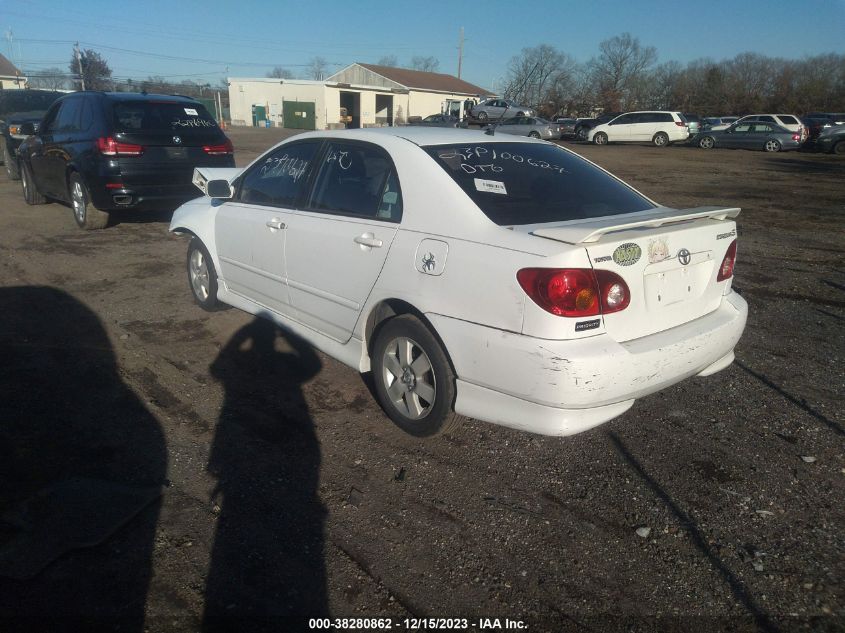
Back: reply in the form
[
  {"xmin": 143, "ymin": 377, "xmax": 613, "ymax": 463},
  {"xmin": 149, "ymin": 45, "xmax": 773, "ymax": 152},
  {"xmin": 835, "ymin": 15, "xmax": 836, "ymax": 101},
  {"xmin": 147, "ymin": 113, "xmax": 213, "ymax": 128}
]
[
  {"xmin": 381, "ymin": 336, "xmax": 436, "ymax": 420},
  {"xmin": 189, "ymin": 248, "xmax": 210, "ymax": 301}
]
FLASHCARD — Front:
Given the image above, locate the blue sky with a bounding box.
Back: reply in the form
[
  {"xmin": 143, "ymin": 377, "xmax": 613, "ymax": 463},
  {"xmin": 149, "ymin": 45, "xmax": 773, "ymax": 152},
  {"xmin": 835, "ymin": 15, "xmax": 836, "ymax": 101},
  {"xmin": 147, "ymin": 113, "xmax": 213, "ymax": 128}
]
[{"xmin": 3, "ymin": 0, "xmax": 844, "ymax": 91}]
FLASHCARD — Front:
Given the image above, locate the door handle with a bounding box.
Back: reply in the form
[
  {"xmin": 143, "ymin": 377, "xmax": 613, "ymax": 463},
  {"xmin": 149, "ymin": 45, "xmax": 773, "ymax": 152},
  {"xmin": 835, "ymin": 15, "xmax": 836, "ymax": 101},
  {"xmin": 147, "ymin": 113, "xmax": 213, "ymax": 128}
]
[
  {"xmin": 354, "ymin": 233, "xmax": 383, "ymax": 248},
  {"xmin": 265, "ymin": 219, "xmax": 286, "ymax": 230}
]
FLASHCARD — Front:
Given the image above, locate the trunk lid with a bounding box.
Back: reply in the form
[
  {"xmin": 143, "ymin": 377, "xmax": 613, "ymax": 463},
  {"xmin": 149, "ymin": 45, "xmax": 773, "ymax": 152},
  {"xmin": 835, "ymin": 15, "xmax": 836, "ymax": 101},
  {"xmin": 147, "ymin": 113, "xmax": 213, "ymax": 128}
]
[{"xmin": 530, "ymin": 207, "xmax": 740, "ymax": 342}]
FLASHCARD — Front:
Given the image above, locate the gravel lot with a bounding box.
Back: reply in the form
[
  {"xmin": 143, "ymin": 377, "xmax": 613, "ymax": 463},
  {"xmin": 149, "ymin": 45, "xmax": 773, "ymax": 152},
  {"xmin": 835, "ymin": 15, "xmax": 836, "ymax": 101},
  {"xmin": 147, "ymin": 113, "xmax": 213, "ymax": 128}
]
[{"xmin": 0, "ymin": 128, "xmax": 842, "ymax": 632}]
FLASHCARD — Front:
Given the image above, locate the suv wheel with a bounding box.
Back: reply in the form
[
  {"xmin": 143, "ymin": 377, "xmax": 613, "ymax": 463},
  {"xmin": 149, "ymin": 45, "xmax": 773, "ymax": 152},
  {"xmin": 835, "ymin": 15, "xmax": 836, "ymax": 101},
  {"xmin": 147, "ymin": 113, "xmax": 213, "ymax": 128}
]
[
  {"xmin": 4, "ymin": 142, "xmax": 20, "ymax": 180},
  {"xmin": 69, "ymin": 172, "xmax": 109, "ymax": 230},
  {"xmin": 21, "ymin": 162, "xmax": 46, "ymax": 205}
]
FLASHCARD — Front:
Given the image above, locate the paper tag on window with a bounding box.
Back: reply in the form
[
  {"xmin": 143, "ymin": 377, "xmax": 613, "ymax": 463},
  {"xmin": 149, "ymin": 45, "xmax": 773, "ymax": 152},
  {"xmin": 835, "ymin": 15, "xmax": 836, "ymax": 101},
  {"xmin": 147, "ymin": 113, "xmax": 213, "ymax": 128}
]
[
  {"xmin": 474, "ymin": 178, "xmax": 507, "ymax": 195},
  {"xmin": 184, "ymin": 108, "xmax": 198, "ymax": 116}
]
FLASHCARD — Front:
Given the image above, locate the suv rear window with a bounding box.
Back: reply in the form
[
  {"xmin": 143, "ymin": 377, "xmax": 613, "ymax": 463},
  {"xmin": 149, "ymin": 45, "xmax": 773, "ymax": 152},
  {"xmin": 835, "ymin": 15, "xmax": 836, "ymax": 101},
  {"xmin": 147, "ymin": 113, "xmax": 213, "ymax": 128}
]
[
  {"xmin": 112, "ymin": 101, "xmax": 218, "ymax": 134},
  {"xmin": 778, "ymin": 115, "xmax": 799, "ymax": 125},
  {"xmin": 424, "ymin": 143, "xmax": 654, "ymax": 226}
]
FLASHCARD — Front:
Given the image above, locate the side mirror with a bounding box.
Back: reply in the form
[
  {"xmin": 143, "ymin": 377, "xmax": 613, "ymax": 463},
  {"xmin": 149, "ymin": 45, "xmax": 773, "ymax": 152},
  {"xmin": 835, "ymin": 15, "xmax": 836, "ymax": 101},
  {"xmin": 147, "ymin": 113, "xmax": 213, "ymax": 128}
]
[
  {"xmin": 20, "ymin": 122, "xmax": 35, "ymax": 135},
  {"xmin": 206, "ymin": 179, "xmax": 233, "ymax": 199}
]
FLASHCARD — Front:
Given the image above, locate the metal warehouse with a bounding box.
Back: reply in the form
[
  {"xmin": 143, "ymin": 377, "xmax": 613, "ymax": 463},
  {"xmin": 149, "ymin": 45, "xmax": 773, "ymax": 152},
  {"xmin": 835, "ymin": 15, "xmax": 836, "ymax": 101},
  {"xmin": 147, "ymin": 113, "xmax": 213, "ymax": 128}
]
[{"xmin": 227, "ymin": 63, "xmax": 494, "ymax": 130}]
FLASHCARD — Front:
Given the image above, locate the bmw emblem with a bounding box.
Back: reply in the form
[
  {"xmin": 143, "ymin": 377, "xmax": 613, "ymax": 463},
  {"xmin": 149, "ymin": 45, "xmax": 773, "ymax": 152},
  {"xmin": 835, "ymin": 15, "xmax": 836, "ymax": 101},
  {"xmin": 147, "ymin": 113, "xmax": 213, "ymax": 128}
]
[
  {"xmin": 173, "ymin": 136, "xmax": 182, "ymax": 144},
  {"xmin": 678, "ymin": 248, "xmax": 691, "ymax": 266}
]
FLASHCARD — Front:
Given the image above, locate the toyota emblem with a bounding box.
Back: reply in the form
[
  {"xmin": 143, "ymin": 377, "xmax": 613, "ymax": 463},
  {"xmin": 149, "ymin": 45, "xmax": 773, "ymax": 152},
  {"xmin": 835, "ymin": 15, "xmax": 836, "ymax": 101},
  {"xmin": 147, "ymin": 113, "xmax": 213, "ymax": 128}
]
[
  {"xmin": 678, "ymin": 248, "xmax": 691, "ymax": 266},
  {"xmin": 173, "ymin": 135, "xmax": 182, "ymax": 144}
]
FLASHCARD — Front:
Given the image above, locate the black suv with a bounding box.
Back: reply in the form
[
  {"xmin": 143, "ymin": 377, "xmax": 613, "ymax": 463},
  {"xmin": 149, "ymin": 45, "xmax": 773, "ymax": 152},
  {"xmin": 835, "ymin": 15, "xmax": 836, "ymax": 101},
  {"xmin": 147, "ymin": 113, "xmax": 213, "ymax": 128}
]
[
  {"xmin": 0, "ymin": 89, "xmax": 64, "ymax": 180},
  {"xmin": 18, "ymin": 91, "xmax": 234, "ymax": 229}
]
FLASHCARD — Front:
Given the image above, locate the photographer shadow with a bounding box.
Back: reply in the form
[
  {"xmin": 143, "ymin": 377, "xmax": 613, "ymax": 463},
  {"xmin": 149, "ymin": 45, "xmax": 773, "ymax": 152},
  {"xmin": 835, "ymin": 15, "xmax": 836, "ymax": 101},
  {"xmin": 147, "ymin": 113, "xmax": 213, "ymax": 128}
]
[{"xmin": 203, "ymin": 315, "xmax": 327, "ymax": 631}]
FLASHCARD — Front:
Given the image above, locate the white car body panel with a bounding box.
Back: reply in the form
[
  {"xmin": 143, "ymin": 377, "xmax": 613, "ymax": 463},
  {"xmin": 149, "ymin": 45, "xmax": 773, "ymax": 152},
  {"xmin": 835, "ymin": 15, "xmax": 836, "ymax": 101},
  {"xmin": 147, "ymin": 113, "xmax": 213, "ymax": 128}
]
[
  {"xmin": 170, "ymin": 128, "xmax": 747, "ymax": 436},
  {"xmin": 588, "ymin": 111, "xmax": 689, "ymax": 144}
]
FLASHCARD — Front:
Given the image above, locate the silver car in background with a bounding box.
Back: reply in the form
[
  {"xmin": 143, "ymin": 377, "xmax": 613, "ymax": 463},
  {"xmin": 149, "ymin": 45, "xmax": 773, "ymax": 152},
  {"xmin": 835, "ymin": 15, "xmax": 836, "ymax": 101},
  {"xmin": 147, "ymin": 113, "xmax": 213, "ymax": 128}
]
[
  {"xmin": 470, "ymin": 98, "xmax": 534, "ymax": 123},
  {"xmin": 486, "ymin": 116, "xmax": 555, "ymax": 140}
]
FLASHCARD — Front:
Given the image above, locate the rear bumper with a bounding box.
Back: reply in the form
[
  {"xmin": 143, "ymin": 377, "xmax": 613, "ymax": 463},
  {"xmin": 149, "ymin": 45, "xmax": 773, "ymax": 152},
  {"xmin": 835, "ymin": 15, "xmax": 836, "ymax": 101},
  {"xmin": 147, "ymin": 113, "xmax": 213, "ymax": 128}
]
[
  {"xmin": 433, "ymin": 291, "xmax": 748, "ymax": 436},
  {"xmin": 89, "ymin": 183, "xmax": 202, "ymax": 211}
]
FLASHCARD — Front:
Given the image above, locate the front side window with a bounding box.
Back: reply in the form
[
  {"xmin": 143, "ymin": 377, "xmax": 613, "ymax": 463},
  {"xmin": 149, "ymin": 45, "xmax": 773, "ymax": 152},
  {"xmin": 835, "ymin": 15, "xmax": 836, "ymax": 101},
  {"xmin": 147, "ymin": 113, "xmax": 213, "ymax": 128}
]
[
  {"xmin": 238, "ymin": 142, "xmax": 320, "ymax": 207},
  {"xmin": 733, "ymin": 124, "xmax": 752, "ymax": 133},
  {"xmin": 307, "ymin": 142, "xmax": 397, "ymax": 220},
  {"xmin": 424, "ymin": 142, "xmax": 654, "ymax": 226},
  {"xmin": 612, "ymin": 114, "xmax": 636, "ymax": 125}
]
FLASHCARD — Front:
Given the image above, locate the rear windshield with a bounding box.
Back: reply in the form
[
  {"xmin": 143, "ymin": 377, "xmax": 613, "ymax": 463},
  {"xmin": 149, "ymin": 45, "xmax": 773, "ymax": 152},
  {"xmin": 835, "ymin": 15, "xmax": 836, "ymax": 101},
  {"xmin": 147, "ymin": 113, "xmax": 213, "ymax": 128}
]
[
  {"xmin": 112, "ymin": 101, "xmax": 218, "ymax": 134},
  {"xmin": 423, "ymin": 142, "xmax": 655, "ymax": 226}
]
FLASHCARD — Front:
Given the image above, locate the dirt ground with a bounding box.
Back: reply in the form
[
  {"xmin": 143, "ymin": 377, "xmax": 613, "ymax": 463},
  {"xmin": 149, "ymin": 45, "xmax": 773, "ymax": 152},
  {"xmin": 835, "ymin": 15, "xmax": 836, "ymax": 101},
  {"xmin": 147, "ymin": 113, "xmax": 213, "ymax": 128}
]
[{"xmin": 0, "ymin": 128, "xmax": 842, "ymax": 633}]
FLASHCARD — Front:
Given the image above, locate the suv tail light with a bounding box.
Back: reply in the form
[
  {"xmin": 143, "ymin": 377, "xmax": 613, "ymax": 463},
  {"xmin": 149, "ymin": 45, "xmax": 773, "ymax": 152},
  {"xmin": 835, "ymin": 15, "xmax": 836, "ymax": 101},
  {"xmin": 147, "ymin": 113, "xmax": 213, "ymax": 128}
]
[
  {"xmin": 203, "ymin": 138, "xmax": 234, "ymax": 155},
  {"xmin": 675, "ymin": 121, "xmax": 687, "ymax": 127},
  {"xmin": 97, "ymin": 137, "xmax": 144, "ymax": 156},
  {"xmin": 516, "ymin": 268, "xmax": 630, "ymax": 318},
  {"xmin": 717, "ymin": 240, "xmax": 737, "ymax": 281}
]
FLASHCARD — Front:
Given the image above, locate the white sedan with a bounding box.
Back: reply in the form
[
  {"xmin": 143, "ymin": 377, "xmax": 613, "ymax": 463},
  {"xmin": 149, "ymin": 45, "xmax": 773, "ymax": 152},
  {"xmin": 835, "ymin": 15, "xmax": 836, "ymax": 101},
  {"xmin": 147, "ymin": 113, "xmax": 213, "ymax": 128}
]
[{"xmin": 170, "ymin": 128, "xmax": 747, "ymax": 437}]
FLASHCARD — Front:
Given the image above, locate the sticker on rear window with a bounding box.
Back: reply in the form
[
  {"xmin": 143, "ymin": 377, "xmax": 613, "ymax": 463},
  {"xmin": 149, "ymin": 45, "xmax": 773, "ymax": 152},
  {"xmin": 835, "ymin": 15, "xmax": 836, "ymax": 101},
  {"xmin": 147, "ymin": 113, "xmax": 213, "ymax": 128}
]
[
  {"xmin": 474, "ymin": 178, "xmax": 507, "ymax": 195},
  {"xmin": 184, "ymin": 108, "xmax": 198, "ymax": 116}
]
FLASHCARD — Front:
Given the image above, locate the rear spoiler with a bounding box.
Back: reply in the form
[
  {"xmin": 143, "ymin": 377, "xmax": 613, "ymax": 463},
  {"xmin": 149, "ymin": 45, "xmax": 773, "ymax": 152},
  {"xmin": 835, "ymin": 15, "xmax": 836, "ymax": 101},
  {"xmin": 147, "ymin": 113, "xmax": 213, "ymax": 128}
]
[
  {"xmin": 531, "ymin": 206, "xmax": 741, "ymax": 245},
  {"xmin": 192, "ymin": 167, "xmax": 243, "ymax": 195}
]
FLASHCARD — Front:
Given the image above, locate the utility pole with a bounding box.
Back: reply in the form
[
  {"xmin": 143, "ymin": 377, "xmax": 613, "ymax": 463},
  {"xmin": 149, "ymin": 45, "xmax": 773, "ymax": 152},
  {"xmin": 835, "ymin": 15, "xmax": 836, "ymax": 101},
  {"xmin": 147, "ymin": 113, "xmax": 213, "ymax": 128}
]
[
  {"xmin": 457, "ymin": 27, "xmax": 464, "ymax": 80},
  {"xmin": 74, "ymin": 42, "xmax": 85, "ymax": 91}
]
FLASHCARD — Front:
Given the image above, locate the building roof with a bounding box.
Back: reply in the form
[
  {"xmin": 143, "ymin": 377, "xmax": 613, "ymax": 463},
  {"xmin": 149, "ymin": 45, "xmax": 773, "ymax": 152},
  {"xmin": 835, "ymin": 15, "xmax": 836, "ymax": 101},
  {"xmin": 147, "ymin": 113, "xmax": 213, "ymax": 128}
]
[
  {"xmin": 344, "ymin": 63, "xmax": 493, "ymax": 96},
  {"xmin": 0, "ymin": 53, "xmax": 22, "ymax": 78}
]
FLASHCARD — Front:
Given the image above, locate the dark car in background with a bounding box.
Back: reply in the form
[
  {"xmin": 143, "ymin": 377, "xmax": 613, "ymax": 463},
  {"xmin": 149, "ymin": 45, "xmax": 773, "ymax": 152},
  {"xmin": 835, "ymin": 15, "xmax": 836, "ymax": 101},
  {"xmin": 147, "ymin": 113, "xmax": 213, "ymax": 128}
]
[
  {"xmin": 0, "ymin": 89, "xmax": 64, "ymax": 180},
  {"xmin": 553, "ymin": 117, "xmax": 577, "ymax": 138},
  {"xmin": 696, "ymin": 120, "xmax": 802, "ymax": 152},
  {"xmin": 802, "ymin": 113, "xmax": 845, "ymax": 144},
  {"xmin": 574, "ymin": 112, "xmax": 622, "ymax": 141},
  {"xmin": 18, "ymin": 91, "xmax": 234, "ymax": 229},
  {"xmin": 407, "ymin": 114, "xmax": 461, "ymax": 128},
  {"xmin": 682, "ymin": 113, "xmax": 703, "ymax": 140},
  {"xmin": 815, "ymin": 124, "xmax": 845, "ymax": 154}
]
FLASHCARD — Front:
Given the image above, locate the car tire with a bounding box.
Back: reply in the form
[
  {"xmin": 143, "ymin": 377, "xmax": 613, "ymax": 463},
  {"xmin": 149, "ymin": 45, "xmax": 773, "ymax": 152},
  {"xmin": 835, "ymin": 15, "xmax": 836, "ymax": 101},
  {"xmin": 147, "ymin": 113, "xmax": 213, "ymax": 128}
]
[
  {"xmin": 371, "ymin": 314, "xmax": 461, "ymax": 437},
  {"xmin": 653, "ymin": 132, "xmax": 670, "ymax": 147},
  {"xmin": 593, "ymin": 132, "xmax": 608, "ymax": 145},
  {"xmin": 699, "ymin": 136, "xmax": 715, "ymax": 149},
  {"xmin": 529, "ymin": 131, "xmax": 541, "ymax": 139},
  {"xmin": 187, "ymin": 237, "xmax": 220, "ymax": 311},
  {"xmin": 4, "ymin": 142, "xmax": 20, "ymax": 180},
  {"xmin": 833, "ymin": 141, "xmax": 845, "ymax": 155},
  {"xmin": 764, "ymin": 140, "xmax": 781, "ymax": 153},
  {"xmin": 477, "ymin": 111, "xmax": 488, "ymax": 122},
  {"xmin": 69, "ymin": 172, "xmax": 109, "ymax": 230},
  {"xmin": 21, "ymin": 162, "xmax": 46, "ymax": 205}
]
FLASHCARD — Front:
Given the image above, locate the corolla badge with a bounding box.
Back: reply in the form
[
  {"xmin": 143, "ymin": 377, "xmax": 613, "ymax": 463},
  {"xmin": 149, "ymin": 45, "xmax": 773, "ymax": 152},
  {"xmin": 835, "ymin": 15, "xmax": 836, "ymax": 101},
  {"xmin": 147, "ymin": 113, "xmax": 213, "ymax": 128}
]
[
  {"xmin": 172, "ymin": 136, "xmax": 182, "ymax": 144},
  {"xmin": 612, "ymin": 243, "xmax": 642, "ymax": 267},
  {"xmin": 678, "ymin": 248, "xmax": 691, "ymax": 266}
]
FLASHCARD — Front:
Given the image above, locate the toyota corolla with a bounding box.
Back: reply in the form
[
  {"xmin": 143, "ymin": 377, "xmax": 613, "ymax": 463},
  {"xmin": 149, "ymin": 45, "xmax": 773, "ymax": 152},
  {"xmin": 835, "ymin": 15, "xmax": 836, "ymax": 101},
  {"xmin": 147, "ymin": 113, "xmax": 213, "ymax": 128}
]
[{"xmin": 170, "ymin": 128, "xmax": 747, "ymax": 437}]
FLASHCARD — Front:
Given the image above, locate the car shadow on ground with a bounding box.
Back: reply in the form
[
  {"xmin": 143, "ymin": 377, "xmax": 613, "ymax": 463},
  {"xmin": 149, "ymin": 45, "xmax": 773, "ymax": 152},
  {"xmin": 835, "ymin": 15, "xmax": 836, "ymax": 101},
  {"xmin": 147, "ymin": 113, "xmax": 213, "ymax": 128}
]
[
  {"xmin": 203, "ymin": 314, "xmax": 328, "ymax": 631},
  {"xmin": 106, "ymin": 208, "xmax": 176, "ymax": 227},
  {"xmin": 606, "ymin": 431, "xmax": 780, "ymax": 633},
  {"xmin": 0, "ymin": 286, "xmax": 167, "ymax": 631},
  {"xmin": 762, "ymin": 157, "xmax": 845, "ymax": 174}
]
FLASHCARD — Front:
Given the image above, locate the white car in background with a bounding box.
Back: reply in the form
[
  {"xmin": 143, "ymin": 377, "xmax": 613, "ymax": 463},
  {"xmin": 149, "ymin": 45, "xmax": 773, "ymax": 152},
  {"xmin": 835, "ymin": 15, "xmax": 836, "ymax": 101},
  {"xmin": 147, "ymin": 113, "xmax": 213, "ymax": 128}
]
[
  {"xmin": 170, "ymin": 128, "xmax": 747, "ymax": 438},
  {"xmin": 589, "ymin": 111, "xmax": 690, "ymax": 146}
]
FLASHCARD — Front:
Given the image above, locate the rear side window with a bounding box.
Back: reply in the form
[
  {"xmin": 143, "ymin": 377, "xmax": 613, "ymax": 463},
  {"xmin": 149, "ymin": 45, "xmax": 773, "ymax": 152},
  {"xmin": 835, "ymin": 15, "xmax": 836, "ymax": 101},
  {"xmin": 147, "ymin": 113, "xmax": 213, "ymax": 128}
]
[
  {"xmin": 112, "ymin": 101, "xmax": 219, "ymax": 134},
  {"xmin": 308, "ymin": 142, "xmax": 399, "ymax": 220},
  {"xmin": 238, "ymin": 142, "xmax": 320, "ymax": 207},
  {"xmin": 424, "ymin": 142, "xmax": 654, "ymax": 226},
  {"xmin": 758, "ymin": 115, "xmax": 776, "ymax": 123},
  {"xmin": 778, "ymin": 115, "xmax": 798, "ymax": 125}
]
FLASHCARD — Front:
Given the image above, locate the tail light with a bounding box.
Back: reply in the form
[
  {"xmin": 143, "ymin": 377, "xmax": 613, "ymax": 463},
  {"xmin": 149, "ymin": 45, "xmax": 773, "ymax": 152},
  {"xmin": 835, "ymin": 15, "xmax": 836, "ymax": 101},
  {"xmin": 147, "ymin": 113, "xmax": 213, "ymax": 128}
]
[
  {"xmin": 203, "ymin": 138, "xmax": 234, "ymax": 155},
  {"xmin": 97, "ymin": 137, "xmax": 144, "ymax": 156},
  {"xmin": 717, "ymin": 240, "xmax": 737, "ymax": 281},
  {"xmin": 516, "ymin": 268, "xmax": 630, "ymax": 318},
  {"xmin": 675, "ymin": 121, "xmax": 687, "ymax": 127},
  {"xmin": 791, "ymin": 133, "xmax": 801, "ymax": 141}
]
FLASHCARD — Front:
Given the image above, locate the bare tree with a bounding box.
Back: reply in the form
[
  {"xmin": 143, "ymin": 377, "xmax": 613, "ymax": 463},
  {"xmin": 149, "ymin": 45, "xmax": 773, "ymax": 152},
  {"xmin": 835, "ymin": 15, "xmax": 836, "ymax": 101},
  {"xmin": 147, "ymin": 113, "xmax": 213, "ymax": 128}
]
[
  {"xmin": 503, "ymin": 44, "xmax": 577, "ymax": 114},
  {"xmin": 69, "ymin": 48, "xmax": 112, "ymax": 91},
  {"xmin": 266, "ymin": 66, "xmax": 295, "ymax": 79},
  {"xmin": 377, "ymin": 55, "xmax": 398, "ymax": 67},
  {"xmin": 307, "ymin": 56, "xmax": 329, "ymax": 81},
  {"xmin": 589, "ymin": 33, "xmax": 657, "ymax": 110},
  {"xmin": 26, "ymin": 67, "xmax": 70, "ymax": 91},
  {"xmin": 410, "ymin": 56, "xmax": 440, "ymax": 73}
]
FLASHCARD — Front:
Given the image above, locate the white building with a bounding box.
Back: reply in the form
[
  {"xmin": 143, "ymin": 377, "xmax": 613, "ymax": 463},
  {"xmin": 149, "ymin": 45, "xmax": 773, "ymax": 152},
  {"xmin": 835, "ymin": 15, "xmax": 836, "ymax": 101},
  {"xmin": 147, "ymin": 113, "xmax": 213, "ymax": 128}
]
[
  {"xmin": 0, "ymin": 54, "xmax": 26, "ymax": 89},
  {"xmin": 228, "ymin": 63, "xmax": 493, "ymax": 130}
]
